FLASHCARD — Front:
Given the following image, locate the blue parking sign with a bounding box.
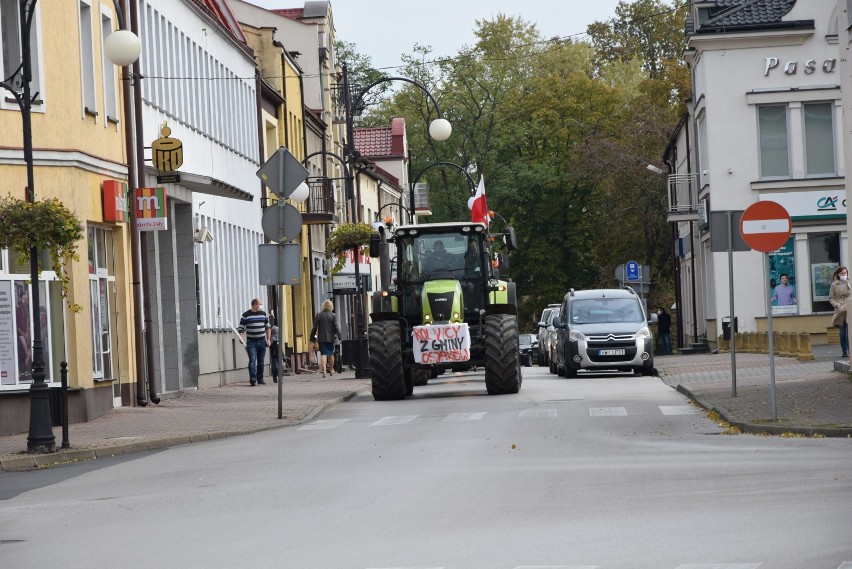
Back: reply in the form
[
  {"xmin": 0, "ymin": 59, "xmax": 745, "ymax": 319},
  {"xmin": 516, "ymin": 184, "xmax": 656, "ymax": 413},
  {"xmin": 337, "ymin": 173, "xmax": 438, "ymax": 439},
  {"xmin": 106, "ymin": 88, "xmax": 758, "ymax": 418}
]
[{"xmin": 626, "ymin": 260, "xmax": 640, "ymax": 281}]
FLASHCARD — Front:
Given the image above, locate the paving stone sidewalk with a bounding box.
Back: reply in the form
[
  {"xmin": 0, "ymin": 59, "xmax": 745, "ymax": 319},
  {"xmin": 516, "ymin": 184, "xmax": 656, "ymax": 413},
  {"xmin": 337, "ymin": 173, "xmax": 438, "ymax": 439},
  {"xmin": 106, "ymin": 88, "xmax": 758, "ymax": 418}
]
[
  {"xmin": 0, "ymin": 370, "xmax": 371, "ymax": 472},
  {"xmin": 656, "ymin": 346, "xmax": 852, "ymax": 437}
]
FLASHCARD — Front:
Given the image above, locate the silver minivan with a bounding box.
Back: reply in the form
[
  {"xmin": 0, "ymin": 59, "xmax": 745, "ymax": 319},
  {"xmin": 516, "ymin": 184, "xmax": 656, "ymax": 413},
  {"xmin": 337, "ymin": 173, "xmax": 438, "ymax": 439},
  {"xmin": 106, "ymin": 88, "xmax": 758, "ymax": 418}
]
[{"xmin": 551, "ymin": 288, "xmax": 657, "ymax": 377}]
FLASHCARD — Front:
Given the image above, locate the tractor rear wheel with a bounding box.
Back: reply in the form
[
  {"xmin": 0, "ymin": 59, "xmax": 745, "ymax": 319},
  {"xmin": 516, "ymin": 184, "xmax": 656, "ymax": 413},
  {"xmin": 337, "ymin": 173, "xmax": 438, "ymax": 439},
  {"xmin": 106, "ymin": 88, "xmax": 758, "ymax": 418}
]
[
  {"xmin": 484, "ymin": 314, "xmax": 522, "ymax": 395},
  {"xmin": 369, "ymin": 321, "xmax": 406, "ymax": 400}
]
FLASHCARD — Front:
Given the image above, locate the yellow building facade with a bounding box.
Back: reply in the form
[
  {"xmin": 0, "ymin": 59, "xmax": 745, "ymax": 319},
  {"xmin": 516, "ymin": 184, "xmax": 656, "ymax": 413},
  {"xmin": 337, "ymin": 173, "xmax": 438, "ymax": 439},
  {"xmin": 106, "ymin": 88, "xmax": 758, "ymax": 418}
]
[{"xmin": 0, "ymin": 1, "xmax": 137, "ymax": 435}]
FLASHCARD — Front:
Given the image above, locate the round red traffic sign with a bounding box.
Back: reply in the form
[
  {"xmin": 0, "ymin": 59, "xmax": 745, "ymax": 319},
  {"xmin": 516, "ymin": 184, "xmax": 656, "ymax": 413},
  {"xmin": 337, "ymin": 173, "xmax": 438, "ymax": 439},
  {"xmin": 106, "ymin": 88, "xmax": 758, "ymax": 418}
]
[{"xmin": 739, "ymin": 200, "xmax": 791, "ymax": 252}]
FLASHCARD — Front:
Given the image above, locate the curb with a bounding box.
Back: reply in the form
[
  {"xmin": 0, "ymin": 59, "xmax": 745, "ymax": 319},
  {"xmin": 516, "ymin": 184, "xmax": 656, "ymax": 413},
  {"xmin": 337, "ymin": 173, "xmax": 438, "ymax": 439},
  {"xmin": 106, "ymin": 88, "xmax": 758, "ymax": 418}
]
[
  {"xmin": 0, "ymin": 386, "xmax": 371, "ymax": 473},
  {"xmin": 671, "ymin": 383, "xmax": 852, "ymax": 438}
]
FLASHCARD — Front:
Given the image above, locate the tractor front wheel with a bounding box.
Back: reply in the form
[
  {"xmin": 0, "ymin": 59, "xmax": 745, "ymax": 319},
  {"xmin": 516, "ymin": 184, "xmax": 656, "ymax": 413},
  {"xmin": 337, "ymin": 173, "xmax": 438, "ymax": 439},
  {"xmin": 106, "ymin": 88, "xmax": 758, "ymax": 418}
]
[
  {"xmin": 369, "ymin": 321, "xmax": 406, "ymax": 401},
  {"xmin": 484, "ymin": 314, "xmax": 522, "ymax": 395}
]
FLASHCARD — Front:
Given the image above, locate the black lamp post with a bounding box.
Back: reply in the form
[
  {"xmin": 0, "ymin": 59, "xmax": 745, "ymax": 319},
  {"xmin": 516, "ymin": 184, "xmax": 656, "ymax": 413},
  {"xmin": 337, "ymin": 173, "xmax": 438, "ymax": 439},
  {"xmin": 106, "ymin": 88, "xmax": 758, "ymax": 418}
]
[
  {"xmin": 0, "ymin": 0, "xmax": 141, "ymax": 453},
  {"xmin": 339, "ymin": 63, "xmax": 451, "ymax": 379}
]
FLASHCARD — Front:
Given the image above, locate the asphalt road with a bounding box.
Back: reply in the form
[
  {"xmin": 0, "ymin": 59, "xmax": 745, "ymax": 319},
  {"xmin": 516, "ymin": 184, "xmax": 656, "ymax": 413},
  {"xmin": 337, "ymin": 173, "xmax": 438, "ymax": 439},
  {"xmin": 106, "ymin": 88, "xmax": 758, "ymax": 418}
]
[{"xmin": 2, "ymin": 366, "xmax": 851, "ymax": 569}]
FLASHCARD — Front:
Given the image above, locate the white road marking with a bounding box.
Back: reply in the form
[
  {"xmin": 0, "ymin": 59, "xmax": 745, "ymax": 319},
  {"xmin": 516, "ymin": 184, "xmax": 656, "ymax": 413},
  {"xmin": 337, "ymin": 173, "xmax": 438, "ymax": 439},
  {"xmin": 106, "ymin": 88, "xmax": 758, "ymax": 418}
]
[
  {"xmin": 659, "ymin": 405, "xmax": 699, "ymax": 416},
  {"xmin": 837, "ymin": 563, "xmax": 852, "ymax": 569},
  {"xmin": 589, "ymin": 407, "xmax": 628, "ymax": 416},
  {"xmin": 298, "ymin": 419, "xmax": 349, "ymax": 430},
  {"xmin": 371, "ymin": 415, "xmax": 418, "ymax": 426},
  {"xmin": 443, "ymin": 412, "xmax": 487, "ymax": 422},
  {"xmin": 514, "ymin": 566, "xmax": 598, "ymax": 569},
  {"xmin": 519, "ymin": 408, "xmax": 558, "ymax": 419},
  {"xmin": 675, "ymin": 564, "xmax": 761, "ymax": 569}
]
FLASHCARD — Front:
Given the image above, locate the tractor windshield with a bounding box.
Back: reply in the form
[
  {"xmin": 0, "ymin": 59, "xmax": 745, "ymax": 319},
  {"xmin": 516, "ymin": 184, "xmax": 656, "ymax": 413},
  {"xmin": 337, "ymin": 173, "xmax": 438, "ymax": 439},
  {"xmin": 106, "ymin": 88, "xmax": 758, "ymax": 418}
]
[{"xmin": 397, "ymin": 232, "xmax": 484, "ymax": 283}]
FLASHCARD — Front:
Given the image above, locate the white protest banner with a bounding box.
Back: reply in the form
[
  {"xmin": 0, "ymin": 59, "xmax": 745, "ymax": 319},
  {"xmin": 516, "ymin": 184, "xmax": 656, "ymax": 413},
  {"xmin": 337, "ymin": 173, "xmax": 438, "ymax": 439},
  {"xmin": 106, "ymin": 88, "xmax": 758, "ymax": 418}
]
[{"xmin": 412, "ymin": 323, "xmax": 471, "ymax": 364}]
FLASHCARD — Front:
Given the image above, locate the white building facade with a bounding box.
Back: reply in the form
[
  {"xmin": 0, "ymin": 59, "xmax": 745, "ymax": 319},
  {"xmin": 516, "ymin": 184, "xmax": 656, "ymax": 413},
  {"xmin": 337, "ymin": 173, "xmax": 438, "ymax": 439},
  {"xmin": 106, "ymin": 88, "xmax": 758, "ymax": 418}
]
[
  {"xmin": 669, "ymin": 0, "xmax": 845, "ymax": 348},
  {"xmin": 137, "ymin": 0, "xmax": 265, "ymax": 391}
]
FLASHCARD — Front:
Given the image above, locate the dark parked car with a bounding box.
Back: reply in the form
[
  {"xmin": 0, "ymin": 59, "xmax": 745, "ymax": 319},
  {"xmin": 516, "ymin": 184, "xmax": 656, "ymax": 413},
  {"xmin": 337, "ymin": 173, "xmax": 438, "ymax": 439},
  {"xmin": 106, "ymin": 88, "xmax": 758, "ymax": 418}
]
[
  {"xmin": 519, "ymin": 333, "xmax": 538, "ymax": 367},
  {"xmin": 536, "ymin": 304, "xmax": 560, "ymax": 366}
]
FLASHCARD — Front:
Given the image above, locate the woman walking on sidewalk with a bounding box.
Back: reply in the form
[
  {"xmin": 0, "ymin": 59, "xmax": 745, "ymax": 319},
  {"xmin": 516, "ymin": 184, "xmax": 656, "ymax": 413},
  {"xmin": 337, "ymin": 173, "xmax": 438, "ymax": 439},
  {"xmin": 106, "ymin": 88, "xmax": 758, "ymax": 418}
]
[
  {"xmin": 829, "ymin": 266, "xmax": 850, "ymax": 358},
  {"xmin": 310, "ymin": 300, "xmax": 342, "ymax": 377}
]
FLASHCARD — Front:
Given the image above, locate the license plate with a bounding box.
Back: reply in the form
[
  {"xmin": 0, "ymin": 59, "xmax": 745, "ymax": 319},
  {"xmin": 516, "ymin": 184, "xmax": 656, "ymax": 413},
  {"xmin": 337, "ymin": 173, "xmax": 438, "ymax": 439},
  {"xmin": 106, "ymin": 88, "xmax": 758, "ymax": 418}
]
[{"xmin": 599, "ymin": 349, "xmax": 625, "ymax": 356}]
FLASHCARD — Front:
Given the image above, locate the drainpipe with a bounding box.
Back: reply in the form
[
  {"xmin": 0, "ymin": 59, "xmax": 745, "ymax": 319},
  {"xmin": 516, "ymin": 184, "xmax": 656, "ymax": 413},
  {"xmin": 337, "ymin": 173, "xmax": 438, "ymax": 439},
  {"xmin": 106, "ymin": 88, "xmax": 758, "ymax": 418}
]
[
  {"xmin": 129, "ymin": 0, "xmax": 159, "ymax": 404},
  {"xmin": 119, "ymin": 0, "xmax": 146, "ymax": 408}
]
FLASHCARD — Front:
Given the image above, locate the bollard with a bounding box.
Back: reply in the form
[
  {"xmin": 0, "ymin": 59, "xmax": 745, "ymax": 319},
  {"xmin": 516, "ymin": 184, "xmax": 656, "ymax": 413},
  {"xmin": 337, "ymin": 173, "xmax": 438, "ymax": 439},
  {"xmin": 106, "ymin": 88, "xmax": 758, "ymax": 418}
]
[
  {"xmin": 779, "ymin": 331, "xmax": 790, "ymax": 357},
  {"xmin": 60, "ymin": 361, "xmax": 70, "ymax": 449},
  {"xmin": 788, "ymin": 331, "xmax": 799, "ymax": 358},
  {"xmin": 798, "ymin": 332, "xmax": 815, "ymax": 361},
  {"xmin": 744, "ymin": 331, "xmax": 752, "ymax": 353},
  {"xmin": 718, "ymin": 334, "xmax": 728, "ymax": 353}
]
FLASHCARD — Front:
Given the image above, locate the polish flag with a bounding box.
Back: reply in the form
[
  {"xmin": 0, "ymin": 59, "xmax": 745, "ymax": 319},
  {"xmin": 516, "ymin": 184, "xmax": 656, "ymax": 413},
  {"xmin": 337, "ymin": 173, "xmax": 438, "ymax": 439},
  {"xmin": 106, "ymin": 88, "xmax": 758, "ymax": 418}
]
[{"xmin": 468, "ymin": 176, "xmax": 490, "ymax": 225}]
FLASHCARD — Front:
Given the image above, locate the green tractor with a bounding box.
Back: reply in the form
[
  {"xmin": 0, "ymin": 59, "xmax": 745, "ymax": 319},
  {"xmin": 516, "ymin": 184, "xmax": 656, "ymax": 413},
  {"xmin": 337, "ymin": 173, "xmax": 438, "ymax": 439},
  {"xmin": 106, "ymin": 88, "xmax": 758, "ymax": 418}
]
[{"xmin": 368, "ymin": 221, "xmax": 522, "ymax": 400}]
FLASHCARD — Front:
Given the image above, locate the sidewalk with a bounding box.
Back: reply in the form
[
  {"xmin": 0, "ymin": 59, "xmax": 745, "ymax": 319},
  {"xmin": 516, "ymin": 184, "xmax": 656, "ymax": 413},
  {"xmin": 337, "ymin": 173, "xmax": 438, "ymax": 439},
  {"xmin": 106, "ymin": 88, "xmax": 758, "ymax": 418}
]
[
  {"xmin": 657, "ymin": 343, "xmax": 852, "ymax": 438},
  {"xmin": 0, "ymin": 369, "xmax": 371, "ymax": 472},
  {"xmin": 2, "ymin": 347, "xmax": 851, "ymax": 472}
]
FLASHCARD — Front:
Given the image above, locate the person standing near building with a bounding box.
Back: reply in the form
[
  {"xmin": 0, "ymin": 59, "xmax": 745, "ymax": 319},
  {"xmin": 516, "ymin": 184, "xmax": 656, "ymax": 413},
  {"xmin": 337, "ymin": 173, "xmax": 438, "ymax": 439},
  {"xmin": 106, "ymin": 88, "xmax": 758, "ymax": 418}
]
[
  {"xmin": 310, "ymin": 299, "xmax": 342, "ymax": 378},
  {"xmin": 239, "ymin": 298, "xmax": 271, "ymax": 385},
  {"xmin": 657, "ymin": 307, "xmax": 672, "ymax": 355},
  {"xmin": 829, "ymin": 267, "xmax": 850, "ymax": 358}
]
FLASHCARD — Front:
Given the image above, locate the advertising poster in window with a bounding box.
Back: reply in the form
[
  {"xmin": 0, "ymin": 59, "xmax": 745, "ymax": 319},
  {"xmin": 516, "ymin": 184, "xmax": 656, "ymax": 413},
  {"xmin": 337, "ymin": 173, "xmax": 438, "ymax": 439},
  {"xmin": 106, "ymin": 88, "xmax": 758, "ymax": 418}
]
[
  {"xmin": 769, "ymin": 236, "xmax": 797, "ymax": 316},
  {"xmin": 0, "ymin": 281, "xmax": 15, "ymax": 385},
  {"xmin": 15, "ymin": 281, "xmax": 32, "ymax": 383},
  {"xmin": 812, "ymin": 262, "xmax": 839, "ymax": 302}
]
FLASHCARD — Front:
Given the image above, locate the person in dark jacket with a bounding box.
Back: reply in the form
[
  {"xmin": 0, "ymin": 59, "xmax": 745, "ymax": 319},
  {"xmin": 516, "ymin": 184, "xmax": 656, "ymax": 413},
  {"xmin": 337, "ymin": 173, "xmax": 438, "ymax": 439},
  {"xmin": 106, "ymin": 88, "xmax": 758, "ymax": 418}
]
[
  {"xmin": 657, "ymin": 307, "xmax": 672, "ymax": 355},
  {"xmin": 310, "ymin": 300, "xmax": 342, "ymax": 377}
]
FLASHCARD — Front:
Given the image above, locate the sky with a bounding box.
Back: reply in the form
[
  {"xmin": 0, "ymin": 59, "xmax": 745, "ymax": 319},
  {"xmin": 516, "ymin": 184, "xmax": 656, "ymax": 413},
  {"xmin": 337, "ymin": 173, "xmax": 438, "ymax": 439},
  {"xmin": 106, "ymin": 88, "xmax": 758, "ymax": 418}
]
[{"xmin": 246, "ymin": 0, "xmax": 626, "ymax": 73}]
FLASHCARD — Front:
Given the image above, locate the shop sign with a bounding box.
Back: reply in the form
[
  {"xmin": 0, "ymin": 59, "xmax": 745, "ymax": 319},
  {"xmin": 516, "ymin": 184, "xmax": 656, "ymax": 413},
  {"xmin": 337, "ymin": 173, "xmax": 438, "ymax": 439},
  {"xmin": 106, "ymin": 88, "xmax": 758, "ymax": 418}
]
[
  {"xmin": 136, "ymin": 187, "xmax": 168, "ymax": 231},
  {"xmin": 152, "ymin": 123, "xmax": 183, "ymax": 183},
  {"xmin": 102, "ymin": 180, "xmax": 128, "ymax": 223},
  {"xmin": 763, "ymin": 57, "xmax": 837, "ymax": 77},
  {"xmin": 761, "ymin": 191, "xmax": 846, "ymax": 220}
]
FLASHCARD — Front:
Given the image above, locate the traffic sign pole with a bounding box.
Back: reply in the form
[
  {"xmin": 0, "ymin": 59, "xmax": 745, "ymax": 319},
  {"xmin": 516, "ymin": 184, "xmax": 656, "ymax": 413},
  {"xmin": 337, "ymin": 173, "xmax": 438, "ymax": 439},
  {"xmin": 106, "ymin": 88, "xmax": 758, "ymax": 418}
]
[
  {"xmin": 740, "ymin": 200, "xmax": 790, "ymax": 420},
  {"xmin": 727, "ymin": 210, "xmax": 737, "ymax": 397}
]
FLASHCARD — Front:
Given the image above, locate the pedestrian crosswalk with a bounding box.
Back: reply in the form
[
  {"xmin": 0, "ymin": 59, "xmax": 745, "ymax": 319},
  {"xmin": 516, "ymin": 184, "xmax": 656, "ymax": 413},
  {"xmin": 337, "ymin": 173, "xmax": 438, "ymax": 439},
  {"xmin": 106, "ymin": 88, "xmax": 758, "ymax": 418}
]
[{"xmin": 298, "ymin": 405, "xmax": 700, "ymax": 430}]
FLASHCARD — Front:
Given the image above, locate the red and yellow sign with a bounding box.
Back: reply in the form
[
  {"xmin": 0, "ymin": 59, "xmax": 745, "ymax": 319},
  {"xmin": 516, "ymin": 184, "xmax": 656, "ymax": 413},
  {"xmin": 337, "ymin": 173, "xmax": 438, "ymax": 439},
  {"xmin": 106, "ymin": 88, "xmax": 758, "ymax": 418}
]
[
  {"xmin": 102, "ymin": 180, "xmax": 128, "ymax": 223},
  {"xmin": 135, "ymin": 187, "xmax": 168, "ymax": 231}
]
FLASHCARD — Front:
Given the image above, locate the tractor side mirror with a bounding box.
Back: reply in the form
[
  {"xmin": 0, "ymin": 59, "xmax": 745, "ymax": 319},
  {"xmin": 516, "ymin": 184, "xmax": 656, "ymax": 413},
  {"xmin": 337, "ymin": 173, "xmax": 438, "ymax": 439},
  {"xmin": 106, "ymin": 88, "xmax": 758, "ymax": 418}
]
[
  {"xmin": 503, "ymin": 227, "xmax": 518, "ymax": 252},
  {"xmin": 368, "ymin": 232, "xmax": 381, "ymax": 258}
]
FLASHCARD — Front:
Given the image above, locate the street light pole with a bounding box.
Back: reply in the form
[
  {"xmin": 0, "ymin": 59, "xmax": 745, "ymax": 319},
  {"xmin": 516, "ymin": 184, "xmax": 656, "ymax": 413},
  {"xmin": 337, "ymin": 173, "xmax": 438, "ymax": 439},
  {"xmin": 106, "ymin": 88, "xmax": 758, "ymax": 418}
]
[
  {"xmin": 2, "ymin": 0, "xmax": 56, "ymax": 453},
  {"xmin": 339, "ymin": 64, "xmax": 452, "ymax": 379}
]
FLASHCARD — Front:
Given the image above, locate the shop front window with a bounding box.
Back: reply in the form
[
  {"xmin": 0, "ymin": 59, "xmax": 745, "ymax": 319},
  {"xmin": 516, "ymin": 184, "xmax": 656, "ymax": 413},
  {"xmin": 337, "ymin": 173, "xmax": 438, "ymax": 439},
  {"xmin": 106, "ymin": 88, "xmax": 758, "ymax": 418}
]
[
  {"xmin": 809, "ymin": 232, "xmax": 841, "ymax": 313},
  {"xmin": 88, "ymin": 226, "xmax": 117, "ymax": 381},
  {"xmin": 0, "ymin": 275, "xmax": 63, "ymax": 389}
]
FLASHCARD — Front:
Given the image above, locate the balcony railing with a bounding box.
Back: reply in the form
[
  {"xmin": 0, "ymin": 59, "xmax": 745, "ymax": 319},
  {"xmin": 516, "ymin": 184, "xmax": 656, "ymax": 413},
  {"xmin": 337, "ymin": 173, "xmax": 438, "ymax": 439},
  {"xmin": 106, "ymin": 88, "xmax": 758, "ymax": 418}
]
[
  {"xmin": 666, "ymin": 173, "xmax": 699, "ymax": 222},
  {"xmin": 296, "ymin": 177, "xmax": 338, "ymax": 224}
]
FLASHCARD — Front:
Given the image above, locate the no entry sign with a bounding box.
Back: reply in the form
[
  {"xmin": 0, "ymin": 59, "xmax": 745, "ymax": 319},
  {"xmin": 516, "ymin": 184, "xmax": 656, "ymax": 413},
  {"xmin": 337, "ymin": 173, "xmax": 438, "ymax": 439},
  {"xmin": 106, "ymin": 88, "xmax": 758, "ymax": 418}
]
[{"xmin": 739, "ymin": 200, "xmax": 791, "ymax": 253}]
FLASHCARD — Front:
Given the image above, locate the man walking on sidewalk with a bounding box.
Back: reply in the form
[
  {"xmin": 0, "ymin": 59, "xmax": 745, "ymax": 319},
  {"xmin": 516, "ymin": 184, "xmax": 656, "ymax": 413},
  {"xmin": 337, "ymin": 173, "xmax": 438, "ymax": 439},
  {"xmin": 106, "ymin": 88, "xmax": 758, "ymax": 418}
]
[{"xmin": 239, "ymin": 298, "xmax": 271, "ymax": 385}]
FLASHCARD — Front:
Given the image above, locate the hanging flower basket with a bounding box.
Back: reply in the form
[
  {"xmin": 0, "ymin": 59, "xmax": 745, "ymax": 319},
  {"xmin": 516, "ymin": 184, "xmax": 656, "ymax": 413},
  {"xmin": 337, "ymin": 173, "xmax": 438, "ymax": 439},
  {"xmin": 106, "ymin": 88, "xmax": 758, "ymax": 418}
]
[
  {"xmin": 326, "ymin": 222, "xmax": 375, "ymax": 276},
  {"xmin": 0, "ymin": 196, "xmax": 84, "ymax": 312}
]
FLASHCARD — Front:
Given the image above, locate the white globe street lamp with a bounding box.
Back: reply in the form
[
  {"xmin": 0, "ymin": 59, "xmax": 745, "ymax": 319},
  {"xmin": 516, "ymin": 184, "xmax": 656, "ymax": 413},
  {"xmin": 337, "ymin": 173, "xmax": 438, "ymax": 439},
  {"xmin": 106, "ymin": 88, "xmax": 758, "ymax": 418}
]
[
  {"xmin": 104, "ymin": 29, "xmax": 142, "ymax": 67},
  {"xmin": 429, "ymin": 118, "xmax": 452, "ymax": 141}
]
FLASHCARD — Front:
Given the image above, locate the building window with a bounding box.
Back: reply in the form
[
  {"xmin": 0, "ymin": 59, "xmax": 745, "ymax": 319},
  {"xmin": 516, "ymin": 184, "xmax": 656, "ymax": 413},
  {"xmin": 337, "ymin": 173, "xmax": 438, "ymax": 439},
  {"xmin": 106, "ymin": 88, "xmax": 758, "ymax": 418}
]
[
  {"xmin": 809, "ymin": 232, "xmax": 841, "ymax": 313},
  {"xmin": 79, "ymin": 1, "xmax": 97, "ymax": 116},
  {"xmin": 758, "ymin": 105, "xmax": 789, "ymax": 178},
  {"xmin": 803, "ymin": 102, "xmax": 835, "ymax": 176},
  {"xmin": 0, "ymin": 0, "xmax": 42, "ymax": 101},
  {"xmin": 88, "ymin": 226, "xmax": 117, "ymax": 380},
  {"xmin": 100, "ymin": 12, "xmax": 118, "ymax": 121}
]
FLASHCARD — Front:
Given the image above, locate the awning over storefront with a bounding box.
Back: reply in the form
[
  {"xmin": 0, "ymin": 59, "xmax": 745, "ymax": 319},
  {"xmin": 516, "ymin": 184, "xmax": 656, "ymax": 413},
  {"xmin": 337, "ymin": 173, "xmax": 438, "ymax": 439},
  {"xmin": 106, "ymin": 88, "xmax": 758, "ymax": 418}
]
[{"xmin": 180, "ymin": 172, "xmax": 255, "ymax": 202}]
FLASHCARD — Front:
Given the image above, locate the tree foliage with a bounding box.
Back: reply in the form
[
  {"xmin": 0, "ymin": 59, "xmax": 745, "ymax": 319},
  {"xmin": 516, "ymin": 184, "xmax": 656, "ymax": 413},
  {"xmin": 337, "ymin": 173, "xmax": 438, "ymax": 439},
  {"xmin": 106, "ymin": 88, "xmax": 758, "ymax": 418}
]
[{"xmin": 337, "ymin": 1, "xmax": 690, "ymax": 330}]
